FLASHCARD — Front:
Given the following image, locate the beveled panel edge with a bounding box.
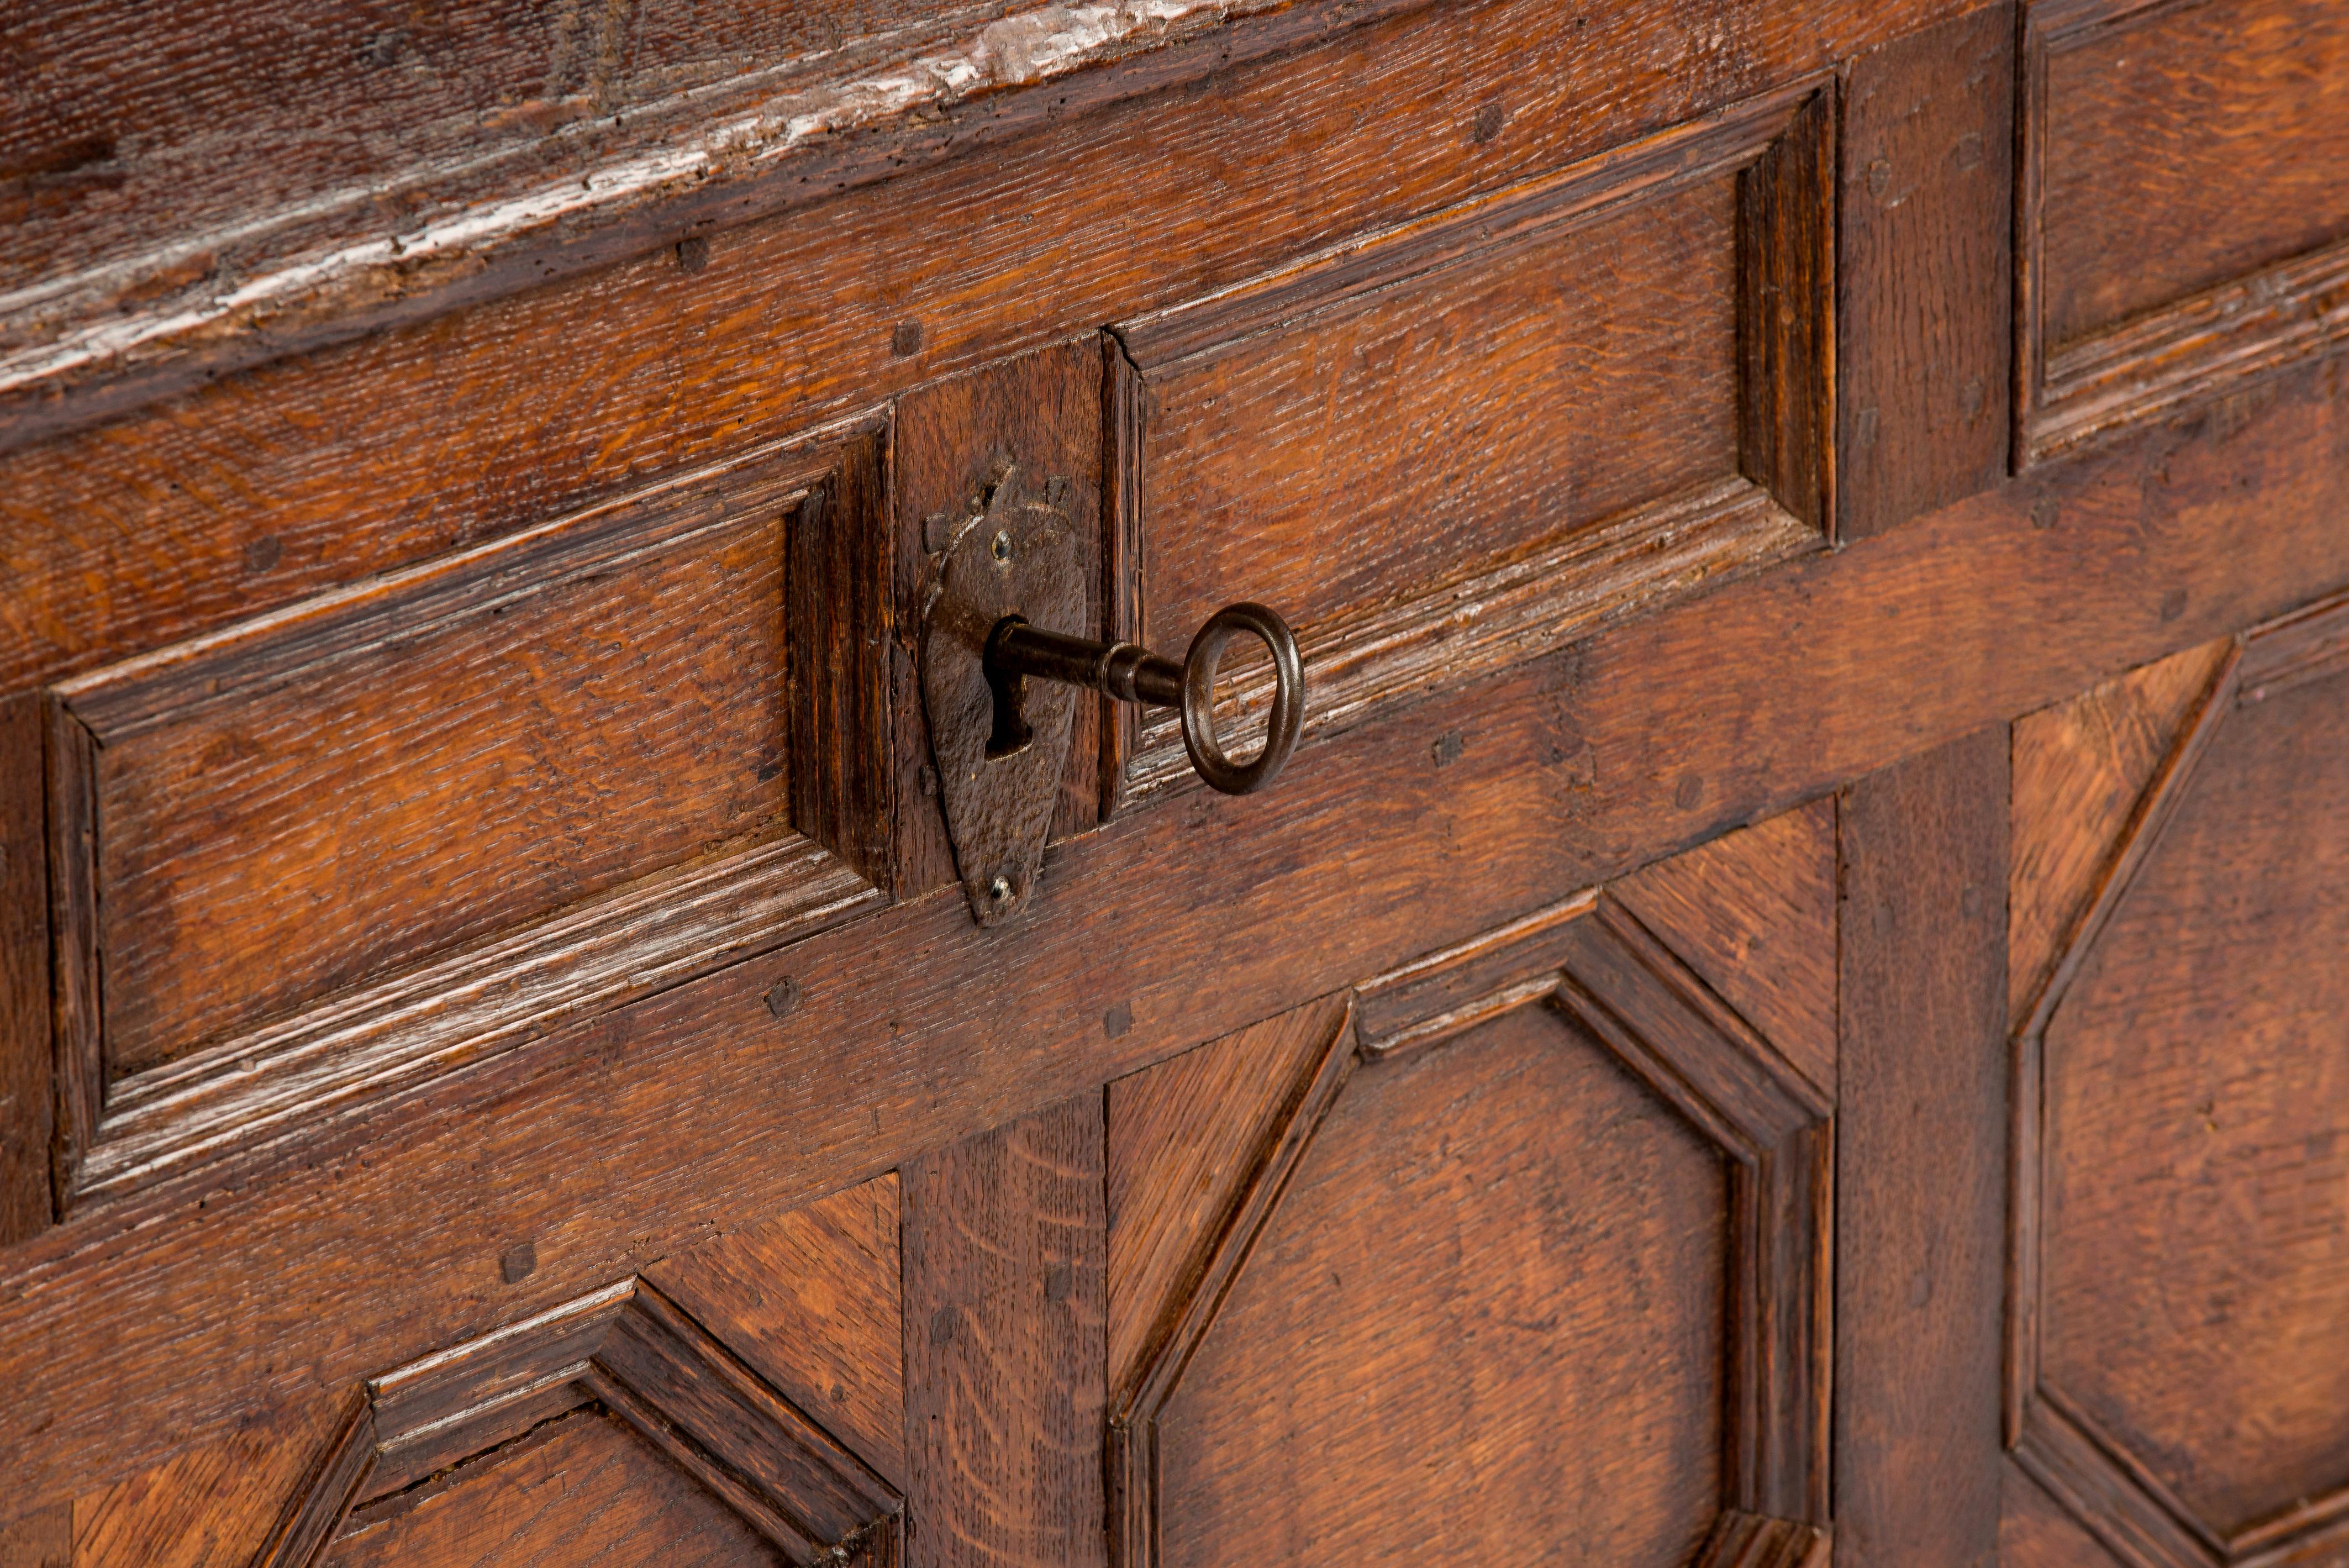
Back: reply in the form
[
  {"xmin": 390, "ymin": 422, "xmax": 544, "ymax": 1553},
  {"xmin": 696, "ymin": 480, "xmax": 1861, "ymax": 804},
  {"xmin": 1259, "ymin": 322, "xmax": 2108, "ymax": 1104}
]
[
  {"xmin": 2014, "ymin": 0, "xmax": 2347, "ymax": 467},
  {"xmin": 265, "ymin": 1275, "xmax": 902, "ymax": 1567},
  {"xmin": 1123, "ymin": 477, "xmax": 1818, "ymax": 804},
  {"xmin": 2006, "ymin": 583, "xmax": 2349, "ymax": 1563}
]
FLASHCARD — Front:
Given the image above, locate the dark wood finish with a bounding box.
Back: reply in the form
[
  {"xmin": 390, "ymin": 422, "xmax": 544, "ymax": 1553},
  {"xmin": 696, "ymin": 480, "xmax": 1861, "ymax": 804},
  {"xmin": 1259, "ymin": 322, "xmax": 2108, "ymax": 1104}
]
[
  {"xmin": 900, "ymin": 1096, "xmax": 1106, "ymax": 1568},
  {"xmin": 1736, "ymin": 87, "xmax": 1836, "ymax": 535},
  {"xmin": 11, "ymin": 344, "xmax": 2349, "ymax": 1506},
  {"xmin": 2019, "ymin": 0, "xmax": 2349, "ymax": 462},
  {"xmin": 0, "ymin": 696, "xmax": 50, "ymax": 1238},
  {"xmin": 1834, "ymin": 4, "xmax": 2013, "ymax": 539},
  {"xmin": 1832, "ymin": 729, "xmax": 2008, "ymax": 1567}
]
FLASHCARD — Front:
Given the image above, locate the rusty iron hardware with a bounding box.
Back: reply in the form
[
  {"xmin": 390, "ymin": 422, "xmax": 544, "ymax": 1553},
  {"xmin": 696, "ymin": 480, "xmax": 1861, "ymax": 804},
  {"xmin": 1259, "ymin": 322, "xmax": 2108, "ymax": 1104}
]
[
  {"xmin": 919, "ymin": 457, "xmax": 1305, "ymax": 925},
  {"xmin": 984, "ymin": 605, "xmax": 1303, "ymax": 796}
]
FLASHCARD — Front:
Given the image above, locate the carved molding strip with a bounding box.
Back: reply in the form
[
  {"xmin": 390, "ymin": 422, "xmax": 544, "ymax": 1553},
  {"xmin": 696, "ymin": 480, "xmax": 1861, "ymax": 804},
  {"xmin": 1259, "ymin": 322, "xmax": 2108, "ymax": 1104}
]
[
  {"xmin": 256, "ymin": 1277, "xmax": 902, "ymax": 1567},
  {"xmin": 2008, "ymin": 587, "xmax": 2349, "ymax": 1565},
  {"xmin": 1123, "ymin": 477, "xmax": 1817, "ymax": 804},
  {"xmin": 2015, "ymin": 0, "xmax": 2349, "ymax": 465},
  {"xmin": 77, "ymin": 835, "xmax": 876, "ymax": 1207},
  {"xmin": 1110, "ymin": 888, "xmax": 1832, "ymax": 1564}
]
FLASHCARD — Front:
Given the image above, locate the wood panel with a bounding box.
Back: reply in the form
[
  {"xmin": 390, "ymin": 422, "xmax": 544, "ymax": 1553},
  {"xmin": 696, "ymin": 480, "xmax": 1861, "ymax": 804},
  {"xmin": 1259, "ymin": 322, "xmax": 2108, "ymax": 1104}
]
[
  {"xmin": 2019, "ymin": 0, "xmax": 2349, "ymax": 461},
  {"xmin": 1116, "ymin": 82, "xmax": 1832, "ymax": 796},
  {"xmin": 0, "ymin": 0, "xmax": 1969, "ymax": 698},
  {"xmin": 65, "ymin": 471, "xmax": 794, "ymax": 1078},
  {"xmin": 69, "ymin": 1400, "xmax": 350, "ymax": 1568},
  {"xmin": 324, "ymin": 1411, "xmax": 784, "ymax": 1568},
  {"xmin": 2008, "ymin": 638, "xmax": 2231, "ymax": 1032},
  {"xmin": 2015, "ymin": 596, "xmax": 2349, "ymax": 1562},
  {"xmin": 0, "ymin": 696, "xmax": 49, "ymax": 1237},
  {"xmin": 1121, "ymin": 865, "xmax": 1830, "ymax": 1565},
  {"xmin": 1155, "ymin": 1003, "xmax": 1729, "ymax": 1567},
  {"xmin": 1615, "ymin": 796, "xmax": 1837, "ymax": 1097},
  {"xmin": 1103, "ymin": 996, "xmax": 1348, "ymax": 1397},
  {"xmin": 646, "ymin": 1175, "xmax": 908, "ymax": 1491},
  {"xmin": 900, "ymin": 1096, "xmax": 1105, "ymax": 1568},
  {"xmin": 6, "ymin": 341, "xmax": 2349, "ymax": 1511},
  {"xmin": 1834, "ymin": 3, "xmax": 2012, "ymax": 540},
  {"xmin": 34, "ymin": 438, "xmax": 887, "ymax": 1214},
  {"xmin": 1832, "ymin": 730, "xmax": 2007, "ymax": 1567}
]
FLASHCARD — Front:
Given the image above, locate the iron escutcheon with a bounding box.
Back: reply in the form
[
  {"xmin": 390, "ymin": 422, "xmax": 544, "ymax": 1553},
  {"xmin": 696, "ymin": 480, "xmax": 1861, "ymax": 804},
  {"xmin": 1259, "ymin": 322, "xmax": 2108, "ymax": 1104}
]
[{"xmin": 919, "ymin": 456, "xmax": 1086, "ymax": 927}]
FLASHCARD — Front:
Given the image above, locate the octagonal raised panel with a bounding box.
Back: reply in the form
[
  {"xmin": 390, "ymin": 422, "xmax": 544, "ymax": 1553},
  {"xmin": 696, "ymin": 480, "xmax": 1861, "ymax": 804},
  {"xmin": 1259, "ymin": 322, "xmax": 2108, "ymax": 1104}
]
[
  {"xmin": 1107, "ymin": 892, "xmax": 1831, "ymax": 1568},
  {"xmin": 2012, "ymin": 591, "xmax": 2349, "ymax": 1565}
]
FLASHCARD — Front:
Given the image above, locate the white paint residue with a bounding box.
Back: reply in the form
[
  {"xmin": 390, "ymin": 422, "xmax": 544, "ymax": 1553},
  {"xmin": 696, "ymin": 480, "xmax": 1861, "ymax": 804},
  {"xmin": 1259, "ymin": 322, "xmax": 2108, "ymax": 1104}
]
[{"xmin": 0, "ymin": 0, "xmax": 1253, "ymax": 399}]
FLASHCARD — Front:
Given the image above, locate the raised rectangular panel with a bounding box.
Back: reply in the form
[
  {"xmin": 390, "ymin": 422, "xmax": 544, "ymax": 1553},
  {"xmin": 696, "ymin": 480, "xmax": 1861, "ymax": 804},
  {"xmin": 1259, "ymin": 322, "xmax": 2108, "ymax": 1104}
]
[
  {"xmin": 41, "ymin": 435, "xmax": 890, "ymax": 1209},
  {"xmin": 2019, "ymin": 0, "xmax": 2349, "ymax": 462},
  {"xmin": 1110, "ymin": 83, "xmax": 1835, "ymax": 805}
]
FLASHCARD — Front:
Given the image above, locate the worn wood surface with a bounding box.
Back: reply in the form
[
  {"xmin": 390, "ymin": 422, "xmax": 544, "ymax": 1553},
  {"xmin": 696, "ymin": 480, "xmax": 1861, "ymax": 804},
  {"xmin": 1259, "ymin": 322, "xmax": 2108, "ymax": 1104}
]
[
  {"xmin": 67, "ymin": 1400, "xmax": 346, "ymax": 1568},
  {"xmin": 1834, "ymin": 4, "xmax": 2011, "ymax": 539},
  {"xmin": 2039, "ymin": 0, "xmax": 2349, "ymax": 349},
  {"xmin": 1103, "ymin": 997, "xmax": 1347, "ymax": 1398},
  {"xmin": 900, "ymin": 1097, "xmax": 1105, "ymax": 1568},
  {"xmin": 1832, "ymin": 729, "xmax": 2008, "ymax": 1567},
  {"xmin": 1156, "ymin": 1001, "xmax": 1726, "ymax": 1565},
  {"xmin": 1615, "ymin": 796, "xmax": 1838, "ymax": 1098},
  {"xmin": 1735, "ymin": 88, "xmax": 1836, "ymax": 535},
  {"xmin": 7, "ymin": 338, "xmax": 2349, "ymax": 1509}
]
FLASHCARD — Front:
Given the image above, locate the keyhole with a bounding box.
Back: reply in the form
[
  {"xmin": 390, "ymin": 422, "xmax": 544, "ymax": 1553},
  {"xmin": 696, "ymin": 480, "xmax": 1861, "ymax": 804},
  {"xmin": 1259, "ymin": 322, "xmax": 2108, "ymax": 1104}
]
[{"xmin": 984, "ymin": 619, "xmax": 1033, "ymax": 760}]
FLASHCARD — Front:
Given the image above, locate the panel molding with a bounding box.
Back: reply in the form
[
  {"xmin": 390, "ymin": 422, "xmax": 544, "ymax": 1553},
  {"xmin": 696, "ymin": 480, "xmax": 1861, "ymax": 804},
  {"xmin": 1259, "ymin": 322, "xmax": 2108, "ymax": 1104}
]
[
  {"xmin": 1110, "ymin": 79, "xmax": 1836, "ymax": 805},
  {"xmin": 2014, "ymin": 0, "xmax": 2349, "ymax": 465},
  {"xmin": 35, "ymin": 429, "xmax": 892, "ymax": 1214},
  {"xmin": 257, "ymin": 1277, "xmax": 903, "ymax": 1567},
  {"xmin": 1108, "ymin": 886, "xmax": 1833, "ymax": 1564},
  {"xmin": 2008, "ymin": 587, "xmax": 2349, "ymax": 1565}
]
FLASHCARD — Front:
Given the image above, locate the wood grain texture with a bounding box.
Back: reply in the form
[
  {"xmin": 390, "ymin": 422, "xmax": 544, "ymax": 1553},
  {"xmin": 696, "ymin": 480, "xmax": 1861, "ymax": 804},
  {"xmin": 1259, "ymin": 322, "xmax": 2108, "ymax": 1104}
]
[
  {"xmin": 1736, "ymin": 87, "xmax": 1836, "ymax": 534},
  {"xmin": 646, "ymin": 1175, "xmax": 907, "ymax": 1491},
  {"xmin": 891, "ymin": 340, "xmax": 1105, "ymax": 903},
  {"xmin": 789, "ymin": 432, "xmax": 896, "ymax": 887},
  {"xmin": 1835, "ymin": 4, "xmax": 2011, "ymax": 539},
  {"xmin": 2008, "ymin": 638, "xmax": 2231, "ymax": 1032},
  {"xmin": 2000, "ymin": 1456, "xmax": 2124, "ymax": 1568},
  {"xmin": 66, "ymin": 479, "xmax": 792, "ymax": 1079},
  {"xmin": 1832, "ymin": 728, "xmax": 2007, "ymax": 1567},
  {"xmin": 1103, "ymin": 996, "xmax": 1348, "ymax": 1398},
  {"xmin": 325, "ymin": 1411, "xmax": 785, "ymax": 1568},
  {"xmin": 0, "ymin": 0, "xmax": 1974, "ymax": 698},
  {"xmin": 1693, "ymin": 1512, "xmax": 1832, "ymax": 1568},
  {"xmin": 2020, "ymin": 0, "xmax": 2349, "ymax": 462},
  {"xmin": 0, "ymin": 697, "xmax": 50, "ymax": 1240},
  {"xmin": 8, "ymin": 343, "xmax": 2349, "ymax": 1508},
  {"xmin": 1127, "ymin": 114, "xmax": 1751, "ymax": 644},
  {"xmin": 1155, "ymin": 1002, "xmax": 1727, "ymax": 1567},
  {"xmin": 69, "ymin": 1400, "xmax": 347, "ymax": 1568},
  {"xmin": 2034, "ymin": 640, "xmax": 2349, "ymax": 1547},
  {"xmin": 1615, "ymin": 797, "xmax": 1837, "ymax": 1097},
  {"xmin": 900, "ymin": 1097, "xmax": 1105, "ymax": 1568},
  {"xmin": 0, "ymin": 1510, "xmax": 66, "ymax": 1568},
  {"xmin": 2039, "ymin": 0, "xmax": 2349, "ymax": 349}
]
